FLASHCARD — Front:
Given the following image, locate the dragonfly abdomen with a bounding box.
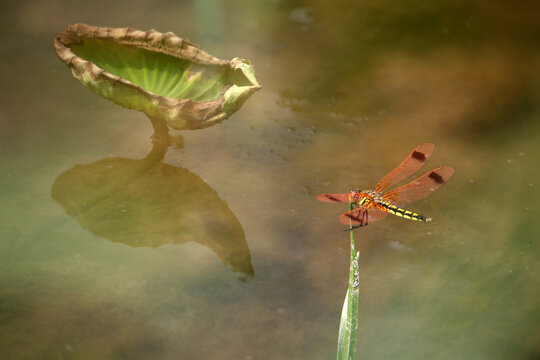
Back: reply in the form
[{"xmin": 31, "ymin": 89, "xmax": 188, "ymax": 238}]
[{"xmin": 379, "ymin": 202, "xmax": 431, "ymax": 222}]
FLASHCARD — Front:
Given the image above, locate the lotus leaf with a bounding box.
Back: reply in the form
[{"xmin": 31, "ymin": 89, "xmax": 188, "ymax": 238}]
[{"xmin": 55, "ymin": 23, "xmax": 261, "ymax": 129}]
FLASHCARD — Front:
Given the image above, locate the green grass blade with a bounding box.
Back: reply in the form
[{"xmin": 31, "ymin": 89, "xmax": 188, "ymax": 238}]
[{"xmin": 337, "ymin": 199, "xmax": 360, "ymax": 360}]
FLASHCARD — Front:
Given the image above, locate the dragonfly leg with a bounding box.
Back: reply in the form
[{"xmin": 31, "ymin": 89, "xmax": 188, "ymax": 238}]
[{"xmin": 344, "ymin": 209, "xmax": 369, "ymax": 231}]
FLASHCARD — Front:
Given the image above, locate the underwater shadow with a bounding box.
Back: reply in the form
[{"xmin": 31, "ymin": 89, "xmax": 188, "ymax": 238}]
[{"xmin": 51, "ymin": 119, "xmax": 253, "ymax": 277}]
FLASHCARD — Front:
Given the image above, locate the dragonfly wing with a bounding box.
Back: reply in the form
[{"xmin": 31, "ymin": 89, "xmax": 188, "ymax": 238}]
[
  {"xmin": 383, "ymin": 166, "xmax": 455, "ymax": 207},
  {"xmin": 374, "ymin": 143, "xmax": 435, "ymax": 193},
  {"xmin": 316, "ymin": 193, "xmax": 350, "ymax": 203},
  {"xmin": 339, "ymin": 205, "xmax": 389, "ymax": 226}
]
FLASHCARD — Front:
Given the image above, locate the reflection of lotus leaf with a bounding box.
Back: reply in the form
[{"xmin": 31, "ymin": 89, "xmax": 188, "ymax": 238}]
[
  {"xmin": 54, "ymin": 23, "xmax": 261, "ymax": 130},
  {"xmin": 51, "ymin": 146, "xmax": 253, "ymax": 277}
]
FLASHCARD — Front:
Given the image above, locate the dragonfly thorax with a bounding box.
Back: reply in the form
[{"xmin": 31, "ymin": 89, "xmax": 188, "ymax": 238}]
[{"xmin": 353, "ymin": 190, "xmax": 384, "ymax": 205}]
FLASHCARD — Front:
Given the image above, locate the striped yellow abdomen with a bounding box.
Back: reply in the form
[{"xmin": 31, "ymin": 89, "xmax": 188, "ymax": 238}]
[{"xmin": 380, "ymin": 202, "xmax": 431, "ymax": 222}]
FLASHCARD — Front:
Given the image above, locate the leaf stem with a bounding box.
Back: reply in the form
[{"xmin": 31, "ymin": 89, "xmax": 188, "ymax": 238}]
[{"xmin": 337, "ymin": 197, "xmax": 360, "ymax": 360}]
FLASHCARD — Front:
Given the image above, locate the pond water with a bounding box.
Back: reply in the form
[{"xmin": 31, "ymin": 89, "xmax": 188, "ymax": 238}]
[{"xmin": 1, "ymin": 1, "xmax": 539, "ymax": 359}]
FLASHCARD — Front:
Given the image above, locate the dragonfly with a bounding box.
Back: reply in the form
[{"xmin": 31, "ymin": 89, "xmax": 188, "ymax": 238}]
[{"xmin": 316, "ymin": 143, "xmax": 455, "ymax": 229}]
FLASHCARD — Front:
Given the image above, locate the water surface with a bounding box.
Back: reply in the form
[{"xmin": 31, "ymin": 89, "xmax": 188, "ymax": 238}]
[{"xmin": 1, "ymin": 1, "xmax": 539, "ymax": 359}]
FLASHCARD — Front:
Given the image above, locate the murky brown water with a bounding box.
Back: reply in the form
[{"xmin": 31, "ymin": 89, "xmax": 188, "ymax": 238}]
[{"xmin": 1, "ymin": 1, "xmax": 539, "ymax": 359}]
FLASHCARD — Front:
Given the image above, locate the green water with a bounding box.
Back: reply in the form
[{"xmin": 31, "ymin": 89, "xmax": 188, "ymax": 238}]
[{"xmin": 1, "ymin": 1, "xmax": 539, "ymax": 359}]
